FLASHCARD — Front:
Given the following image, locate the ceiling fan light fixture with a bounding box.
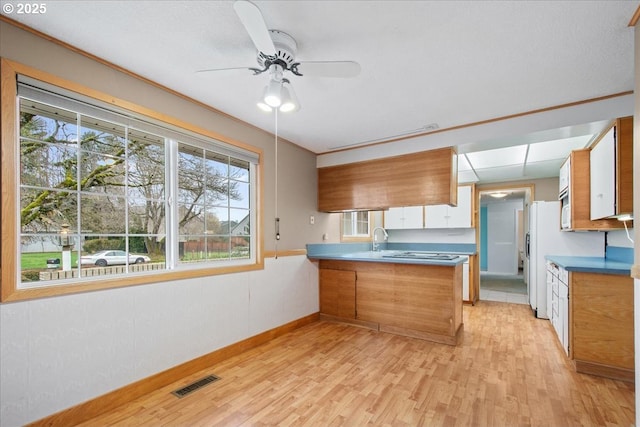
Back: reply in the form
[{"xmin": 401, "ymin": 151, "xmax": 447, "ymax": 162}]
[
  {"xmin": 263, "ymin": 79, "xmax": 282, "ymax": 107},
  {"xmin": 256, "ymin": 100, "xmax": 273, "ymax": 112},
  {"xmin": 279, "ymin": 82, "xmax": 300, "ymax": 113}
]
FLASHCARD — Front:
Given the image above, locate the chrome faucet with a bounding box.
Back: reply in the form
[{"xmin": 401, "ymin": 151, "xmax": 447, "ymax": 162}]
[{"xmin": 372, "ymin": 226, "xmax": 389, "ymax": 251}]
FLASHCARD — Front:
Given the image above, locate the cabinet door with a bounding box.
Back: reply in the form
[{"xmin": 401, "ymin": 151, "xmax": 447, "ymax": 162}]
[
  {"xmin": 384, "ymin": 206, "xmax": 423, "ymax": 229},
  {"xmin": 319, "ymin": 269, "xmax": 356, "ymax": 319},
  {"xmin": 559, "ymin": 282, "xmax": 569, "ymax": 356},
  {"xmin": 424, "ymin": 204, "xmax": 449, "ymax": 228},
  {"xmin": 425, "ymin": 186, "xmax": 472, "ymax": 228},
  {"xmin": 546, "ymin": 266, "xmax": 555, "ymax": 323},
  {"xmin": 571, "ymin": 271, "xmax": 634, "ymax": 372},
  {"xmin": 462, "ymin": 261, "xmax": 470, "ymax": 301},
  {"xmin": 402, "ymin": 206, "xmax": 424, "ymax": 228},
  {"xmin": 447, "ymin": 185, "xmax": 472, "ymax": 228},
  {"xmin": 590, "ymin": 128, "xmax": 616, "ymax": 220},
  {"xmin": 384, "ymin": 207, "xmax": 405, "ymax": 229}
]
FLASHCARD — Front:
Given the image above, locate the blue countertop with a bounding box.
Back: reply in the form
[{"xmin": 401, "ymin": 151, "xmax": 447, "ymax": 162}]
[
  {"xmin": 545, "ymin": 255, "xmax": 631, "ymax": 276},
  {"xmin": 307, "ymin": 243, "xmax": 474, "ymax": 266}
]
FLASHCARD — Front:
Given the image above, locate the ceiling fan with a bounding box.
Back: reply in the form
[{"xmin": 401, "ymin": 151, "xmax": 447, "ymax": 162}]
[{"xmin": 197, "ymin": 0, "xmax": 361, "ymax": 112}]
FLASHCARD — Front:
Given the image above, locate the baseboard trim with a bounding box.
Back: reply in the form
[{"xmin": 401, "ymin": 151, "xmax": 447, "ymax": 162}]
[
  {"xmin": 379, "ymin": 323, "xmax": 463, "ymax": 346},
  {"xmin": 573, "ymin": 359, "xmax": 635, "ymax": 383},
  {"xmin": 319, "ymin": 313, "xmax": 379, "ymax": 330},
  {"xmin": 27, "ymin": 312, "xmax": 320, "ymax": 427}
]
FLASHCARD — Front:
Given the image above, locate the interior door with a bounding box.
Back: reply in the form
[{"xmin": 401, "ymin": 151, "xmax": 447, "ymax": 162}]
[{"xmin": 487, "ymin": 203, "xmax": 518, "ymax": 274}]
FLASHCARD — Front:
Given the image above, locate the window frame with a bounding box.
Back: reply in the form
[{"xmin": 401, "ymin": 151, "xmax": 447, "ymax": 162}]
[
  {"xmin": 340, "ymin": 211, "xmax": 373, "ymax": 242},
  {"xmin": 1, "ymin": 59, "xmax": 264, "ymax": 302}
]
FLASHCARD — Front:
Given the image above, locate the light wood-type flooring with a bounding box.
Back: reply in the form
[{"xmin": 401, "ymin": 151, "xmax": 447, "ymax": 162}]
[{"xmin": 78, "ymin": 301, "xmax": 635, "ymax": 426}]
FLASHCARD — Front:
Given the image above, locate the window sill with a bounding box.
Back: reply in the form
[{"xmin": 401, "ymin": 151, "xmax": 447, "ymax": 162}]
[{"xmin": 2, "ymin": 260, "xmax": 265, "ymax": 303}]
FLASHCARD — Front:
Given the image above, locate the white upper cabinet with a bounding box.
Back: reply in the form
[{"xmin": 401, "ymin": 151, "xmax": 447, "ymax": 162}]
[
  {"xmin": 384, "ymin": 206, "xmax": 423, "ymax": 229},
  {"xmin": 588, "ymin": 117, "xmax": 633, "ymax": 222},
  {"xmin": 425, "ymin": 185, "xmax": 473, "ymax": 228},
  {"xmin": 590, "ymin": 127, "xmax": 616, "ymax": 220}
]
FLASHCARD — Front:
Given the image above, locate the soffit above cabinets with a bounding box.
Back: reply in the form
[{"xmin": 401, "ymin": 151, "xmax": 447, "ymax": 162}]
[{"xmin": 458, "ymin": 134, "xmax": 595, "ymax": 184}]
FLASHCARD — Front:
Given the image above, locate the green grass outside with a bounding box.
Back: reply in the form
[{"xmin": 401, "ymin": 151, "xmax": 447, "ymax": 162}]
[
  {"xmin": 22, "ymin": 251, "xmax": 247, "ymax": 270},
  {"xmin": 21, "ymin": 251, "xmax": 79, "ymax": 270}
]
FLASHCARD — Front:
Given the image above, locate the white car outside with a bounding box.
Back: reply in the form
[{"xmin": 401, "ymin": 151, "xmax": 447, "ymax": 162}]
[{"xmin": 78, "ymin": 250, "xmax": 151, "ymax": 267}]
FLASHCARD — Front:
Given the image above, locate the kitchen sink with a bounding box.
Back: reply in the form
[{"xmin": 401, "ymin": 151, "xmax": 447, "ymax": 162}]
[{"xmin": 382, "ymin": 252, "xmax": 459, "ymax": 261}]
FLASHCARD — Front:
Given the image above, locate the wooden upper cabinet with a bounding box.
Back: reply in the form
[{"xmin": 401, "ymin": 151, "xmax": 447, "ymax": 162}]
[
  {"xmin": 567, "ymin": 116, "xmax": 633, "ymax": 231},
  {"xmin": 317, "ymin": 147, "xmax": 457, "ymax": 212},
  {"xmin": 615, "ymin": 117, "xmax": 634, "ymax": 215},
  {"xmin": 568, "ymin": 149, "xmax": 623, "ymax": 230},
  {"xmin": 590, "ymin": 116, "xmax": 633, "ymax": 220},
  {"xmin": 590, "ymin": 128, "xmax": 617, "ymax": 219}
]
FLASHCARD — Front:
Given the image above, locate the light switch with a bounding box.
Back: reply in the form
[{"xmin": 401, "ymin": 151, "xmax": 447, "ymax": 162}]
[{"xmin": 309, "ymin": 215, "xmax": 315, "ymax": 225}]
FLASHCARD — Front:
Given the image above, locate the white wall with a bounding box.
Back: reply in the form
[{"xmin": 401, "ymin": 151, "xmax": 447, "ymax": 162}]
[
  {"xmin": 608, "ymin": 229, "xmax": 635, "ymax": 248},
  {"xmin": 388, "ymin": 228, "xmax": 475, "ymax": 244},
  {"xmin": 0, "ymin": 256, "xmax": 319, "ymax": 426},
  {"xmin": 486, "ymin": 200, "xmax": 523, "ymax": 274}
]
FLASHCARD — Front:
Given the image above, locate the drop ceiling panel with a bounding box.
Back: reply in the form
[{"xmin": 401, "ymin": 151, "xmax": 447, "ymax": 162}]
[
  {"xmin": 458, "ymin": 154, "xmax": 472, "ymax": 171},
  {"xmin": 458, "ymin": 170, "xmax": 479, "ymax": 184},
  {"xmin": 526, "ymin": 135, "xmax": 593, "ymax": 162},
  {"xmin": 523, "ymin": 159, "xmax": 566, "ymax": 179},
  {"xmin": 465, "ymin": 145, "xmax": 527, "ymax": 169},
  {"xmin": 474, "ymin": 164, "xmax": 526, "ymax": 183}
]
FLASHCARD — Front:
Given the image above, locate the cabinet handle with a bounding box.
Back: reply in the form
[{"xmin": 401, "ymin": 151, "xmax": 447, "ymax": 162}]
[{"xmin": 596, "ymin": 193, "xmax": 603, "ymax": 198}]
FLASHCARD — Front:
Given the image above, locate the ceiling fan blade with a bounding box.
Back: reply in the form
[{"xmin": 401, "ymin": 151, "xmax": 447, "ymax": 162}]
[
  {"xmin": 296, "ymin": 61, "xmax": 361, "ymax": 78},
  {"xmin": 233, "ymin": 0, "xmax": 276, "ymax": 56},
  {"xmin": 195, "ymin": 66, "xmax": 254, "ymax": 74}
]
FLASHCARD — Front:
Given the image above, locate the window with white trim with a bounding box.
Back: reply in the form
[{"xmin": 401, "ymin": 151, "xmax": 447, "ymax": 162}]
[
  {"xmin": 341, "ymin": 211, "xmax": 371, "ymax": 240},
  {"xmin": 16, "ymin": 80, "xmax": 258, "ymax": 288}
]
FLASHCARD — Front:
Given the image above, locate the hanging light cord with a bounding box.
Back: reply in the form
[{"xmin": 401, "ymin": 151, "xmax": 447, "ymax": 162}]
[
  {"xmin": 623, "ymin": 219, "xmax": 634, "ymax": 244},
  {"xmin": 274, "ymin": 108, "xmax": 280, "ymax": 258}
]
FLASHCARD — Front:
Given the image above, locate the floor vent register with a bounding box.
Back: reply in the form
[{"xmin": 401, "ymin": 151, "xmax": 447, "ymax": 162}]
[{"xmin": 171, "ymin": 374, "xmax": 221, "ymax": 398}]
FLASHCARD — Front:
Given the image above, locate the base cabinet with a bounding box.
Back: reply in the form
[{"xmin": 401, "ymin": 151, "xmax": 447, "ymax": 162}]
[
  {"xmin": 357, "ymin": 263, "xmax": 461, "ymax": 338},
  {"xmin": 318, "ymin": 259, "xmax": 463, "ymax": 345},
  {"xmin": 570, "ymin": 271, "xmax": 634, "ymax": 382},
  {"xmin": 319, "ymin": 268, "xmax": 356, "ymax": 319},
  {"xmin": 547, "ymin": 262, "xmax": 569, "ymax": 355},
  {"xmin": 466, "ymin": 254, "xmax": 480, "ymax": 304},
  {"xmin": 462, "ymin": 258, "xmax": 470, "ymax": 302}
]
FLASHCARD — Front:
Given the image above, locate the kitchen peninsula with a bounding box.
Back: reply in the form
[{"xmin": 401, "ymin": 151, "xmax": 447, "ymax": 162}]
[{"xmin": 307, "ymin": 244, "xmax": 470, "ymax": 345}]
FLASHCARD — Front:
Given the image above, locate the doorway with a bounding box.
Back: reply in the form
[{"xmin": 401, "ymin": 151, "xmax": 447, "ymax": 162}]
[{"xmin": 478, "ymin": 185, "xmax": 532, "ymax": 304}]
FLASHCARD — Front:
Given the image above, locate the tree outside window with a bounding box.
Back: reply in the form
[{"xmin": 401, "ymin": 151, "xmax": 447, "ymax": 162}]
[{"xmin": 18, "ymin": 97, "xmax": 254, "ymax": 286}]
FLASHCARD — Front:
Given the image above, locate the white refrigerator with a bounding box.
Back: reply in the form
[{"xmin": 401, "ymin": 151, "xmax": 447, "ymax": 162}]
[{"xmin": 526, "ymin": 201, "xmax": 604, "ymax": 319}]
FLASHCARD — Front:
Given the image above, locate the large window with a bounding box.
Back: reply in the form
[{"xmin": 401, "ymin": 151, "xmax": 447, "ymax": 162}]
[
  {"xmin": 5, "ymin": 73, "xmax": 260, "ymax": 297},
  {"xmin": 177, "ymin": 144, "xmax": 251, "ymax": 263}
]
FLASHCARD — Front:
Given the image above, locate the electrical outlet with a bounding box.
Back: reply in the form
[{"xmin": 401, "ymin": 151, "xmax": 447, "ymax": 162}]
[{"xmin": 309, "ymin": 215, "xmax": 315, "ymax": 225}]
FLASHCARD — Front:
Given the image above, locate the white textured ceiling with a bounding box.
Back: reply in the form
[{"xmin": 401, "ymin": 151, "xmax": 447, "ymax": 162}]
[{"xmin": 3, "ymin": 0, "xmax": 638, "ymax": 183}]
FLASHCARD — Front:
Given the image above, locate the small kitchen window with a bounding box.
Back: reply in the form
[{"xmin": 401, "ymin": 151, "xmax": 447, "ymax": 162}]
[{"xmin": 341, "ymin": 211, "xmax": 371, "ymax": 241}]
